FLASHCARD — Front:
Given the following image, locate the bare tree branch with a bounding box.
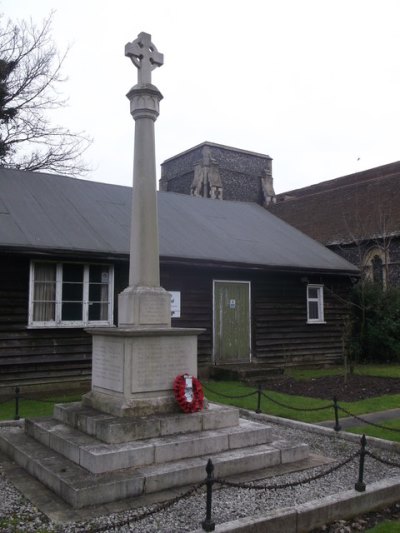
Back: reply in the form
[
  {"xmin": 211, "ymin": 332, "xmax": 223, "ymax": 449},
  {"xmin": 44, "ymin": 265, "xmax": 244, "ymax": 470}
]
[{"xmin": 0, "ymin": 13, "xmax": 91, "ymax": 176}]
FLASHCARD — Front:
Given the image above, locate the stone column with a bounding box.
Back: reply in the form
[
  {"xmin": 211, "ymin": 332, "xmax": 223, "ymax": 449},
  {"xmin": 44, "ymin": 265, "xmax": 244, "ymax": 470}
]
[
  {"xmin": 118, "ymin": 32, "xmax": 171, "ymax": 328},
  {"xmin": 84, "ymin": 32, "xmax": 202, "ymax": 417}
]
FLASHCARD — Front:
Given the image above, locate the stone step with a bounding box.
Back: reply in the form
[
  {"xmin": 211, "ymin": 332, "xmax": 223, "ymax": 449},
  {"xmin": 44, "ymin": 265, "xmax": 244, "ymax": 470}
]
[
  {"xmin": 25, "ymin": 417, "xmax": 273, "ymax": 473},
  {"xmin": 53, "ymin": 402, "xmax": 240, "ymax": 443},
  {"xmin": 0, "ymin": 426, "xmax": 309, "ymax": 508}
]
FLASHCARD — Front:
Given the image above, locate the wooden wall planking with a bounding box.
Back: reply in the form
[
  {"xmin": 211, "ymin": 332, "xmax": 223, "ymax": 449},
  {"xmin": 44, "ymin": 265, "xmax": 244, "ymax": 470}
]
[{"xmin": 0, "ymin": 255, "xmax": 352, "ymax": 390}]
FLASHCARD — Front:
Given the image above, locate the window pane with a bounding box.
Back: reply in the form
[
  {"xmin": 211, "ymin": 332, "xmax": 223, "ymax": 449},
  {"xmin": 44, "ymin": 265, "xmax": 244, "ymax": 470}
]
[
  {"xmin": 372, "ymin": 255, "xmax": 384, "ymax": 285},
  {"xmin": 33, "ymin": 263, "xmax": 56, "ymax": 321},
  {"xmin": 62, "ymin": 302, "xmax": 82, "ymax": 321},
  {"xmin": 62, "ymin": 282, "xmax": 83, "ymax": 301},
  {"xmin": 308, "ymin": 287, "xmax": 318, "ymax": 299},
  {"xmin": 89, "ymin": 265, "xmax": 109, "ymax": 283},
  {"xmin": 89, "ymin": 302, "xmax": 108, "ymax": 321},
  {"xmin": 308, "ymin": 301, "xmax": 319, "ymax": 320},
  {"xmin": 63, "ymin": 264, "xmax": 84, "ymax": 282},
  {"xmin": 62, "ymin": 264, "xmax": 83, "ymax": 308},
  {"xmin": 89, "ymin": 283, "xmax": 108, "ymax": 302},
  {"xmin": 33, "ymin": 301, "xmax": 55, "ymax": 322},
  {"xmin": 89, "ymin": 265, "xmax": 110, "ymax": 322}
]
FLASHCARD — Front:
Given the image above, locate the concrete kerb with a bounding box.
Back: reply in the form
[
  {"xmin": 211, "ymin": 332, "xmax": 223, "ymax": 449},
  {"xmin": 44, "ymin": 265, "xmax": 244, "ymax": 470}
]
[{"xmin": 191, "ymin": 475, "xmax": 400, "ymax": 533}]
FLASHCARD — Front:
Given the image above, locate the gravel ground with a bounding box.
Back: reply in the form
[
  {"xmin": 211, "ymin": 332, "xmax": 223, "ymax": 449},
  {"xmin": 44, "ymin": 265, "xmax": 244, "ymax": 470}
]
[{"xmin": 0, "ymin": 419, "xmax": 399, "ymax": 532}]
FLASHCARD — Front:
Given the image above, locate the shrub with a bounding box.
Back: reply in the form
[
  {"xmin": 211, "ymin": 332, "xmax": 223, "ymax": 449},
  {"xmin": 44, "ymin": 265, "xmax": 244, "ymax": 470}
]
[{"xmin": 347, "ymin": 281, "xmax": 400, "ymax": 362}]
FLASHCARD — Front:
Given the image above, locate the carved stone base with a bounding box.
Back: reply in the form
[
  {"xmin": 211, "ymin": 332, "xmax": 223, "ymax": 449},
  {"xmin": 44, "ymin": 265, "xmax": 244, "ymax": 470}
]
[
  {"xmin": 84, "ymin": 326, "xmax": 203, "ymax": 417},
  {"xmin": 82, "ymin": 389, "xmax": 180, "ymax": 418},
  {"xmin": 118, "ymin": 285, "xmax": 172, "ymax": 328}
]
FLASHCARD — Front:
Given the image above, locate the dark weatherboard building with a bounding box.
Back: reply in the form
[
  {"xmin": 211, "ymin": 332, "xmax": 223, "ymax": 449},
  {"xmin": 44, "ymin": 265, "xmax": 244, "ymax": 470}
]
[{"xmin": 0, "ymin": 167, "xmax": 358, "ymax": 392}]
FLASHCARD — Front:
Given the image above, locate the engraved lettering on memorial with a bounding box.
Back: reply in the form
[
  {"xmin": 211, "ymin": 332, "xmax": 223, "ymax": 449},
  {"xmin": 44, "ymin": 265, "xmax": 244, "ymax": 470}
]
[
  {"xmin": 93, "ymin": 341, "xmax": 124, "ymax": 392},
  {"xmin": 139, "ymin": 296, "xmax": 164, "ymax": 323},
  {"xmin": 130, "ymin": 338, "xmax": 193, "ymax": 393}
]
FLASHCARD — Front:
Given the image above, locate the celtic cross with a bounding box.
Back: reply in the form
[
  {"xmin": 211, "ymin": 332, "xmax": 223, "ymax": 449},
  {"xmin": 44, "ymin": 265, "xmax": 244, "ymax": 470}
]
[{"xmin": 125, "ymin": 32, "xmax": 164, "ymax": 85}]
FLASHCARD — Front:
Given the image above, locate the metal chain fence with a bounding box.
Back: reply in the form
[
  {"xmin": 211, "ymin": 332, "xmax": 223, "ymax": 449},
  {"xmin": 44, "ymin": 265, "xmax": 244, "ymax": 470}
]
[
  {"xmin": 261, "ymin": 390, "xmax": 333, "ymax": 412},
  {"xmin": 214, "ymin": 450, "xmax": 360, "ymax": 491},
  {"xmin": 88, "ymin": 481, "xmax": 205, "ymax": 532}
]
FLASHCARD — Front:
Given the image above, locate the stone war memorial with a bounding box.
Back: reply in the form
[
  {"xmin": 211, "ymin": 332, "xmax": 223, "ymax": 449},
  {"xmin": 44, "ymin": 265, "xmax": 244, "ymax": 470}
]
[{"xmin": 0, "ymin": 32, "xmax": 309, "ymax": 509}]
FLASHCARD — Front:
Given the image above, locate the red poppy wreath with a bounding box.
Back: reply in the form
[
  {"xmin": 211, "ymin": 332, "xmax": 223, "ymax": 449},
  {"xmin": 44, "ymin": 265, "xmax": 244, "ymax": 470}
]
[{"xmin": 173, "ymin": 373, "xmax": 204, "ymax": 413}]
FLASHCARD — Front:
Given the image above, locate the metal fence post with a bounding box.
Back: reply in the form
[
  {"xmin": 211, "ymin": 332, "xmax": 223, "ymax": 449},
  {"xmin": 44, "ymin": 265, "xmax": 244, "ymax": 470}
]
[
  {"xmin": 355, "ymin": 434, "xmax": 367, "ymax": 492},
  {"xmin": 256, "ymin": 384, "xmax": 262, "ymax": 413},
  {"xmin": 14, "ymin": 386, "xmax": 20, "ymax": 420},
  {"xmin": 202, "ymin": 459, "xmax": 215, "ymax": 532},
  {"xmin": 333, "ymin": 396, "xmax": 341, "ymax": 432}
]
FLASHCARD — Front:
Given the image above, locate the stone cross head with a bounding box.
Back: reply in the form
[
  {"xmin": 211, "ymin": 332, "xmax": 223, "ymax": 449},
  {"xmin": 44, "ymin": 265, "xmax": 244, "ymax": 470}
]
[{"xmin": 125, "ymin": 32, "xmax": 164, "ymax": 85}]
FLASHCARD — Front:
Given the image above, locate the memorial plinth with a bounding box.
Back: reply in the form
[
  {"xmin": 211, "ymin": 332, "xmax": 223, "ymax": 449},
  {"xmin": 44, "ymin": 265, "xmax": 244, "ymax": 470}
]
[{"xmin": 83, "ymin": 327, "xmax": 202, "ymax": 417}]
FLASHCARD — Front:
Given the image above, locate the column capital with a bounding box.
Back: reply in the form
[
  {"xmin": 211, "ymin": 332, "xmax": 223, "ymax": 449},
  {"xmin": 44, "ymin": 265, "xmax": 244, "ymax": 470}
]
[{"xmin": 127, "ymin": 84, "xmax": 163, "ymax": 121}]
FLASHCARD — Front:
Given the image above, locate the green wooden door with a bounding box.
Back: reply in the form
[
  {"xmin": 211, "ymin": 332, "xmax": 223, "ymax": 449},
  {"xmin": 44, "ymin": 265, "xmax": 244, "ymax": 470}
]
[{"xmin": 214, "ymin": 281, "xmax": 251, "ymax": 364}]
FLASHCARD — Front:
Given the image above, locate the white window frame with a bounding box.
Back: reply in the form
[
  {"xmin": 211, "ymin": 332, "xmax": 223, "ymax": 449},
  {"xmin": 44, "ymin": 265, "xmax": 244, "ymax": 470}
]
[
  {"xmin": 28, "ymin": 261, "xmax": 114, "ymax": 328},
  {"xmin": 306, "ymin": 284, "xmax": 325, "ymax": 324}
]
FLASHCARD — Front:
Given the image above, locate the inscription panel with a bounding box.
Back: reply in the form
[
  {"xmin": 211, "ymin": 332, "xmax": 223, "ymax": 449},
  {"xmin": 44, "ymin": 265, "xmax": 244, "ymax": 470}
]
[
  {"xmin": 92, "ymin": 338, "xmax": 124, "ymax": 392},
  {"xmin": 139, "ymin": 296, "xmax": 164, "ymax": 323},
  {"xmin": 129, "ymin": 336, "xmax": 196, "ymax": 393}
]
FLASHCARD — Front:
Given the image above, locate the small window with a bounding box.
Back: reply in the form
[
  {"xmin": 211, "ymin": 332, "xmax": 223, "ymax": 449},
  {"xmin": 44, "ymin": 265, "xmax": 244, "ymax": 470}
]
[
  {"xmin": 363, "ymin": 247, "xmax": 387, "ymax": 288},
  {"xmin": 29, "ymin": 262, "xmax": 114, "ymax": 328},
  {"xmin": 307, "ymin": 285, "xmax": 325, "ymax": 323},
  {"xmin": 371, "ymin": 255, "xmax": 384, "ymax": 286}
]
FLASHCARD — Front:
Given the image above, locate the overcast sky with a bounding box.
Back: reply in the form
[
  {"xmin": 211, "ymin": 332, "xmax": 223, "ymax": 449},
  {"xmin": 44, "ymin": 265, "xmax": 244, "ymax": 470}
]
[{"xmin": 2, "ymin": 0, "xmax": 400, "ymax": 193}]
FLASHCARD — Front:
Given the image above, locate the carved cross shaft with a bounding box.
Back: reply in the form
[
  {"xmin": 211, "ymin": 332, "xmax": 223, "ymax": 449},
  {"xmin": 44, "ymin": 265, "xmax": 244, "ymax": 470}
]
[{"xmin": 125, "ymin": 32, "xmax": 164, "ymax": 85}]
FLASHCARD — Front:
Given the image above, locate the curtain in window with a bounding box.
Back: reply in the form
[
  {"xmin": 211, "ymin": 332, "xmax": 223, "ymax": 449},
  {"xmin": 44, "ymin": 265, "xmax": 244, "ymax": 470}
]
[
  {"xmin": 100, "ymin": 281, "xmax": 109, "ymax": 321},
  {"xmin": 88, "ymin": 266, "xmax": 109, "ymax": 322},
  {"xmin": 33, "ymin": 263, "xmax": 56, "ymax": 321}
]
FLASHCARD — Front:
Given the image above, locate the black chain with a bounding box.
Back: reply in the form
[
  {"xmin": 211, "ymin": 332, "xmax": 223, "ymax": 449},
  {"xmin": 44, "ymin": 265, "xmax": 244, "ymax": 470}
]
[
  {"xmin": 202, "ymin": 383, "xmax": 258, "ymax": 399},
  {"xmin": 338, "ymin": 406, "xmax": 400, "ymax": 433},
  {"xmin": 261, "ymin": 391, "xmax": 333, "ymax": 412},
  {"xmin": 87, "ymin": 481, "xmax": 205, "ymax": 532},
  {"xmin": 366, "ymin": 450, "xmax": 400, "ymax": 469},
  {"xmin": 215, "ymin": 451, "xmax": 359, "ymax": 491}
]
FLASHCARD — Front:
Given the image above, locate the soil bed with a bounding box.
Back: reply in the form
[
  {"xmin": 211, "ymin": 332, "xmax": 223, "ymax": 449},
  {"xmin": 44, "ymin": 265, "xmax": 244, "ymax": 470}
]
[{"xmin": 262, "ymin": 374, "xmax": 400, "ymax": 401}]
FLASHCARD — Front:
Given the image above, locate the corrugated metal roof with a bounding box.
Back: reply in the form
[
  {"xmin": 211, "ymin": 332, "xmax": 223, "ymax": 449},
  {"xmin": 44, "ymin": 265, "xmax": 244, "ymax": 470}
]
[{"xmin": 0, "ymin": 168, "xmax": 358, "ymax": 273}]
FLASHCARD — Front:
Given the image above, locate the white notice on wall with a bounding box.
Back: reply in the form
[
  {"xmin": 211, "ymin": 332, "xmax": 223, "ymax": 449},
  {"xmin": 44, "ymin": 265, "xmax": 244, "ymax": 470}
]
[{"xmin": 169, "ymin": 291, "xmax": 181, "ymax": 318}]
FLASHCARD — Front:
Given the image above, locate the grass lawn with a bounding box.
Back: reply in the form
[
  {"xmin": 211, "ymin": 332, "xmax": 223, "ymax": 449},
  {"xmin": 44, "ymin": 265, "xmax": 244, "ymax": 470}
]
[
  {"xmin": 366, "ymin": 520, "xmax": 400, "ymax": 532},
  {"xmin": 202, "ymin": 380, "xmax": 400, "ymax": 424},
  {"xmin": 0, "ymin": 393, "xmax": 82, "ymax": 421},
  {"xmin": 1, "ymin": 364, "xmax": 399, "ymax": 427}
]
